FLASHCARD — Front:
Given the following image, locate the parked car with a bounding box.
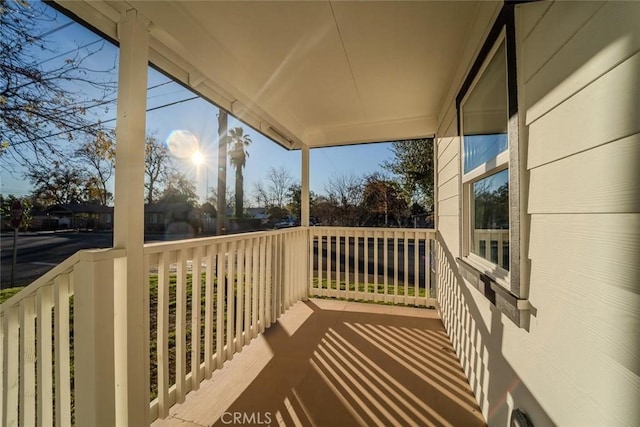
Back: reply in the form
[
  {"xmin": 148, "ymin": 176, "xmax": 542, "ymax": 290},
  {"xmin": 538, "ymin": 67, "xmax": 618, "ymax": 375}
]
[{"xmin": 274, "ymin": 219, "xmax": 295, "ymax": 229}]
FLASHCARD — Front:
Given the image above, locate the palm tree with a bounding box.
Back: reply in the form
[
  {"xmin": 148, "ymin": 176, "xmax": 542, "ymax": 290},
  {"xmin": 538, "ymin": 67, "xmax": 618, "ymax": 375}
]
[{"xmin": 228, "ymin": 126, "xmax": 252, "ymax": 218}]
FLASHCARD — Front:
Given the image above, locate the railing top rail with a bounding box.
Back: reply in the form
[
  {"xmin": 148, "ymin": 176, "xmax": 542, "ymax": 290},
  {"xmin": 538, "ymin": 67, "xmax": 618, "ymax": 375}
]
[
  {"xmin": 0, "ymin": 248, "xmax": 126, "ymax": 312},
  {"xmin": 310, "ymin": 226, "xmax": 436, "ymax": 234},
  {"xmin": 143, "ymin": 227, "xmax": 304, "ymax": 255}
]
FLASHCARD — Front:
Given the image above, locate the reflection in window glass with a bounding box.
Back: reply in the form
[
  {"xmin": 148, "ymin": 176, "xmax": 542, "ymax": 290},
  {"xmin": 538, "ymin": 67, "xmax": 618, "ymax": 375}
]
[
  {"xmin": 472, "ymin": 169, "xmax": 509, "ymax": 270},
  {"xmin": 462, "ymin": 40, "xmax": 508, "ymax": 174},
  {"xmin": 463, "ymin": 134, "xmax": 508, "ymax": 173}
]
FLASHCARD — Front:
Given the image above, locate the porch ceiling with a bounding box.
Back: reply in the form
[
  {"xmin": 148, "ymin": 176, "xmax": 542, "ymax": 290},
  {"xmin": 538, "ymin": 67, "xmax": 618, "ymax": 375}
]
[{"xmin": 56, "ymin": 1, "xmax": 486, "ymax": 148}]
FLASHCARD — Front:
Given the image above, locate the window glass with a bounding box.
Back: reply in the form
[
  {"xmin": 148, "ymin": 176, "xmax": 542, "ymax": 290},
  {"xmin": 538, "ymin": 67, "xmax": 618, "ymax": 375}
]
[
  {"xmin": 471, "ymin": 169, "xmax": 509, "ymax": 270},
  {"xmin": 462, "ymin": 40, "xmax": 508, "ymax": 174}
]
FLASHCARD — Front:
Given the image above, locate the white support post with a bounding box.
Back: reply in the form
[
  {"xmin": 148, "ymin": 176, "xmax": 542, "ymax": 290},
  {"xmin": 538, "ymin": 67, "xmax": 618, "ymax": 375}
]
[
  {"xmin": 301, "ymin": 145, "xmax": 310, "ymax": 227},
  {"xmin": 74, "ymin": 251, "xmax": 117, "ymax": 427},
  {"xmin": 113, "ymin": 8, "xmax": 150, "ymax": 426}
]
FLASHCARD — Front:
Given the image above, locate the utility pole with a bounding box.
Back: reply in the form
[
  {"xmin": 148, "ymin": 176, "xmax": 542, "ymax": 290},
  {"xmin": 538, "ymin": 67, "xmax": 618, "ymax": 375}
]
[{"xmin": 216, "ymin": 110, "xmax": 228, "ymax": 235}]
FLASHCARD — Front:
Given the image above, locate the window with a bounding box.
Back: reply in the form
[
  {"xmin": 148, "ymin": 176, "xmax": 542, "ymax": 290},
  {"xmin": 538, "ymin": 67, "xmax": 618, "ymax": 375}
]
[
  {"xmin": 455, "ymin": 4, "xmax": 526, "ymax": 326},
  {"xmin": 460, "ymin": 36, "xmax": 510, "ymax": 279}
]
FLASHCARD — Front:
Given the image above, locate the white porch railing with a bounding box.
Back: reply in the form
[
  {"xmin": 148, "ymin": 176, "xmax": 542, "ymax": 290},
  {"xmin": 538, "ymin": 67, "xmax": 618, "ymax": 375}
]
[
  {"xmin": 309, "ymin": 227, "xmax": 437, "ymax": 307},
  {"xmin": 1, "ymin": 226, "xmax": 438, "ymax": 425},
  {"xmin": 144, "ymin": 227, "xmax": 308, "ymax": 422},
  {"xmin": 0, "ymin": 247, "xmax": 125, "ymax": 427}
]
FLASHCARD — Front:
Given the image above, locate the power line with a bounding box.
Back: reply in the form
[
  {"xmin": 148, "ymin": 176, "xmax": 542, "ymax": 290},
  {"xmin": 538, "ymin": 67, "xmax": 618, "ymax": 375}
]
[
  {"xmin": 57, "ymin": 80, "xmax": 176, "ymax": 115},
  {"xmin": 11, "ymin": 95, "xmax": 199, "ymax": 147},
  {"xmin": 39, "ymin": 21, "xmax": 75, "ymax": 38},
  {"xmin": 36, "ymin": 39, "xmax": 104, "ymax": 67}
]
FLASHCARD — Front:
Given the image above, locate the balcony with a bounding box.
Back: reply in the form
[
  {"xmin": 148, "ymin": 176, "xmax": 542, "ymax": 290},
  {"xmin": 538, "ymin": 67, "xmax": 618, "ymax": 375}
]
[{"xmin": 0, "ymin": 226, "xmax": 485, "ymax": 426}]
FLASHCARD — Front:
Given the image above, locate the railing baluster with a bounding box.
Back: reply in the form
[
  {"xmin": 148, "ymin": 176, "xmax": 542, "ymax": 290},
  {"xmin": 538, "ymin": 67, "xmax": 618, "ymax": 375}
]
[
  {"xmin": 259, "ymin": 236, "xmax": 267, "ymax": 333},
  {"xmin": 287, "ymin": 233, "xmax": 293, "ymax": 308},
  {"xmin": 227, "ymin": 242, "xmax": 236, "ymax": 361},
  {"xmin": 394, "ymin": 231, "xmax": 399, "ymax": 303},
  {"xmin": 363, "ymin": 231, "xmax": 369, "ymax": 301},
  {"xmin": 414, "ymin": 231, "xmax": 420, "ymax": 306},
  {"xmin": 266, "ymin": 235, "xmax": 273, "ymax": 324},
  {"xmin": 252, "ymin": 238, "xmax": 259, "ymax": 336},
  {"xmin": 354, "ymin": 231, "xmax": 360, "ymax": 299},
  {"xmin": 374, "ymin": 232, "xmax": 379, "ymax": 300},
  {"xmin": 176, "ymin": 249, "xmax": 187, "ymax": 403},
  {"xmin": 0, "ymin": 313, "xmax": 4, "ymax": 424},
  {"xmin": 317, "ymin": 232, "xmax": 322, "ymax": 295},
  {"xmin": 19, "ymin": 296, "xmax": 36, "ymax": 426},
  {"xmin": 336, "ymin": 231, "xmax": 341, "ymax": 294},
  {"xmin": 308, "ymin": 230, "xmax": 314, "ymax": 299},
  {"xmin": 244, "ymin": 240, "xmax": 252, "ymax": 346},
  {"xmin": 327, "ymin": 231, "xmax": 332, "ymax": 297},
  {"xmin": 36, "ymin": 286, "xmax": 54, "ymax": 427},
  {"xmin": 404, "ymin": 231, "xmax": 409, "ymax": 302},
  {"xmin": 216, "ymin": 243, "xmax": 227, "ymax": 366},
  {"xmin": 236, "ymin": 240, "xmax": 245, "ymax": 352},
  {"xmin": 204, "ymin": 246, "xmax": 214, "ymax": 377},
  {"xmin": 191, "ymin": 247, "xmax": 202, "ymax": 390},
  {"xmin": 53, "ymin": 274, "xmax": 71, "ymax": 427},
  {"xmin": 344, "ymin": 230, "xmax": 350, "ymax": 298},
  {"xmin": 3, "ymin": 306, "xmax": 19, "ymax": 427},
  {"xmin": 383, "ymin": 231, "xmax": 389, "ymax": 300},
  {"xmin": 157, "ymin": 251, "xmax": 170, "ymax": 418}
]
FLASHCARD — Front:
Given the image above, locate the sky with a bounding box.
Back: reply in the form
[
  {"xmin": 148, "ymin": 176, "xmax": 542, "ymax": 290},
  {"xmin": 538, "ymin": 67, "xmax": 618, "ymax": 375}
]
[{"xmin": 0, "ymin": 2, "xmax": 395, "ymax": 204}]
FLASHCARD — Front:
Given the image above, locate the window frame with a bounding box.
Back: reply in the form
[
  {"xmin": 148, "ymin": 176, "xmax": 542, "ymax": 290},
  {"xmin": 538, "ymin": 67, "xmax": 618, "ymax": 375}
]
[
  {"xmin": 459, "ymin": 31, "xmax": 511, "ymax": 285},
  {"xmin": 455, "ymin": 4, "xmax": 527, "ymax": 327}
]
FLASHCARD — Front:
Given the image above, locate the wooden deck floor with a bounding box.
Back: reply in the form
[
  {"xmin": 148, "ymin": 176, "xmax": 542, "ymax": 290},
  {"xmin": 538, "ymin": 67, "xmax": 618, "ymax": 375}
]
[{"xmin": 152, "ymin": 299, "xmax": 485, "ymax": 427}]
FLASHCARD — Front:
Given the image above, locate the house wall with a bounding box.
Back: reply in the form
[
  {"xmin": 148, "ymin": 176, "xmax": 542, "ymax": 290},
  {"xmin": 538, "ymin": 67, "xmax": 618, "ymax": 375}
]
[{"xmin": 435, "ymin": 2, "xmax": 640, "ymax": 426}]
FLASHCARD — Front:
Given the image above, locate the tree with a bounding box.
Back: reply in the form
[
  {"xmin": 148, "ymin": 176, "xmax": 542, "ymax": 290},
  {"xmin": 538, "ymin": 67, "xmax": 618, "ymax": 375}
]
[
  {"xmin": 310, "ymin": 195, "xmax": 341, "ymax": 226},
  {"xmin": 74, "ymin": 130, "xmax": 115, "ymax": 205},
  {"xmin": 207, "ymin": 185, "xmax": 234, "ymax": 212},
  {"xmin": 362, "ymin": 173, "xmax": 407, "ymax": 226},
  {"xmin": 145, "ymin": 135, "xmax": 173, "ymax": 204},
  {"xmin": 286, "ymin": 184, "xmax": 316, "ymax": 221},
  {"xmin": 325, "ymin": 172, "xmax": 365, "ymax": 226},
  {"xmin": 383, "ymin": 138, "xmax": 434, "ymax": 210},
  {"xmin": 253, "ymin": 166, "xmax": 295, "ymax": 208},
  {"xmin": 228, "ymin": 126, "xmax": 251, "ymax": 217},
  {"xmin": 27, "ymin": 161, "xmax": 99, "ymax": 205},
  {"xmin": 1, "ymin": 1, "xmax": 116, "ymax": 167},
  {"xmin": 158, "ymin": 172, "xmax": 198, "ymax": 206}
]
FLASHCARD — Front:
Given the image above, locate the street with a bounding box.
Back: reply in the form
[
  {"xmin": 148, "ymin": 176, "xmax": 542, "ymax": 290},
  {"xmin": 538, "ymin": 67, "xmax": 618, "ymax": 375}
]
[
  {"xmin": 0, "ymin": 231, "xmax": 113, "ymax": 288},
  {"xmin": 1, "ymin": 231, "xmax": 433, "ymax": 290},
  {"xmin": 311, "ymin": 237, "xmax": 431, "ymax": 287}
]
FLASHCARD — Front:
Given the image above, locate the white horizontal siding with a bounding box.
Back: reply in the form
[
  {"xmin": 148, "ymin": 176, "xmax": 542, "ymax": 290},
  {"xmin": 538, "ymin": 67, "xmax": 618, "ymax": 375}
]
[
  {"xmin": 522, "ymin": 1, "xmax": 605, "ymax": 82},
  {"xmin": 518, "ymin": 1, "xmax": 552, "ymax": 40},
  {"xmin": 435, "ymin": 1, "xmax": 640, "ymax": 426},
  {"xmin": 528, "ymin": 133, "xmax": 640, "ymax": 214},
  {"xmin": 437, "ymin": 196, "xmax": 458, "ymax": 217},
  {"xmin": 521, "ymin": 1, "xmax": 640, "ymax": 425},
  {"xmin": 527, "ymin": 50, "xmax": 640, "ymax": 168},
  {"xmin": 438, "ymin": 137, "xmax": 459, "ymax": 171},
  {"xmin": 524, "ymin": 1, "xmax": 640, "ymax": 125},
  {"xmin": 437, "ymin": 175, "xmax": 459, "ymax": 202},
  {"xmin": 525, "ymin": 214, "xmax": 640, "ymax": 426}
]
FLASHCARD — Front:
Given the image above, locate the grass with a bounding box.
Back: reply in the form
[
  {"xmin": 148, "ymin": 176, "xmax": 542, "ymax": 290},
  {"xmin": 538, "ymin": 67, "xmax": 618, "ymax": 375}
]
[{"xmin": 0, "ymin": 286, "xmax": 24, "ymax": 304}]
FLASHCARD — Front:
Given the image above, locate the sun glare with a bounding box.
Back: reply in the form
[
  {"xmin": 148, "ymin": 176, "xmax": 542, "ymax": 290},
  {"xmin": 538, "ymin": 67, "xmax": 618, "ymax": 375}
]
[{"xmin": 191, "ymin": 150, "xmax": 205, "ymax": 166}]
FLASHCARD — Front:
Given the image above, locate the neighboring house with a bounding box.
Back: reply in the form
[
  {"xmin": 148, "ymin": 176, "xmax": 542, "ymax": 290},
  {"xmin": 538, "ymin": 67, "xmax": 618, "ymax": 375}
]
[
  {"xmin": 245, "ymin": 207, "xmax": 270, "ymax": 224},
  {"xmin": 45, "ymin": 204, "xmax": 113, "ymax": 230},
  {"xmin": 144, "ymin": 202, "xmax": 201, "ymax": 234}
]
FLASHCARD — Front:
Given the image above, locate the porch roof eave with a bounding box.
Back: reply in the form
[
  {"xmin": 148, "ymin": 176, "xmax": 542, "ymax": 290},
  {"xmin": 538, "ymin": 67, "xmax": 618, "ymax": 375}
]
[{"xmin": 53, "ymin": 0, "xmax": 499, "ymax": 149}]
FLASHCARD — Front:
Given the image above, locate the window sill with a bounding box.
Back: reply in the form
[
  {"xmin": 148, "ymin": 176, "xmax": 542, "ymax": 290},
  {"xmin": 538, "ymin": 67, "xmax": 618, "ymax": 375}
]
[{"xmin": 458, "ymin": 257, "xmax": 530, "ymax": 329}]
